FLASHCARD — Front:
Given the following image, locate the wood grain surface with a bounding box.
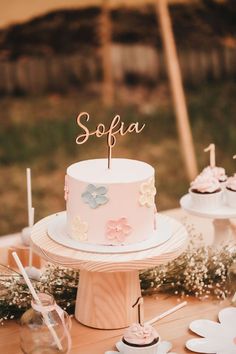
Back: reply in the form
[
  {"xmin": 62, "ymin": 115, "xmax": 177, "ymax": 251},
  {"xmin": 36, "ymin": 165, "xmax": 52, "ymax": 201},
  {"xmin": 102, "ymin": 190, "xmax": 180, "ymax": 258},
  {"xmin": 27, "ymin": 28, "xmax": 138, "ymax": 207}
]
[
  {"xmin": 31, "ymin": 212, "xmax": 188, "ymax": 329},
  {"xmin": 0, "ymin": 294, "xmax": 230, "ymax": 354},
  {"xmin": 31, "ymin": 213, "xmax": 188, "ymax": 272},
  {"xmin": 76, "ymin": 270, "xmax": 141, "ymax": 329}
]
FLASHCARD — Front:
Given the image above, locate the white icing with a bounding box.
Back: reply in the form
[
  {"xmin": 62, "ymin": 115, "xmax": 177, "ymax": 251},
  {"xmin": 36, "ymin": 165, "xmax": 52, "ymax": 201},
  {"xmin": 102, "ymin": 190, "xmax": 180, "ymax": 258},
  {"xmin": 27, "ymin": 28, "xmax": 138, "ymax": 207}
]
[
  {"xmin": 123, "ymin": 323, "xmax": 159, "ymax": 345},
  {"xmin": 190, "ymin": 174, "xmax": 220, "ymax": 193},
  {"xmin": 67, "ymin": 158, "xmax": 154, "ymax": 184},
  {"xmin": 226, "ymin": 174, "xmax": 236, "ymax": 191},
  {"xmin": 201, "ymin": 166, "xmax": 227, "ymax": 182}
]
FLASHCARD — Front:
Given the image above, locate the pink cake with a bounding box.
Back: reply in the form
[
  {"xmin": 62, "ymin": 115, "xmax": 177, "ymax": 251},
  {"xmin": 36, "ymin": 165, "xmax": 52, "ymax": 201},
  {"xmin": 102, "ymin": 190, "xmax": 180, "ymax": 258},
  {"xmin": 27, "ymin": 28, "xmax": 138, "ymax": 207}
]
[{"xmin": 64, "ymin": 158, "xmax": 157, "ymax": 245}]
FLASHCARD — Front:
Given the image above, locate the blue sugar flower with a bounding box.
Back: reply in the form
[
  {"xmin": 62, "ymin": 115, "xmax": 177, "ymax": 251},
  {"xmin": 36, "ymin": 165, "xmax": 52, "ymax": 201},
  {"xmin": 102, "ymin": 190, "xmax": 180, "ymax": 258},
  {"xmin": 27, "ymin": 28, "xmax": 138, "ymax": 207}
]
[{"xmin": 81, "ymin": 184, "xmax": 109, "ymax": 209}]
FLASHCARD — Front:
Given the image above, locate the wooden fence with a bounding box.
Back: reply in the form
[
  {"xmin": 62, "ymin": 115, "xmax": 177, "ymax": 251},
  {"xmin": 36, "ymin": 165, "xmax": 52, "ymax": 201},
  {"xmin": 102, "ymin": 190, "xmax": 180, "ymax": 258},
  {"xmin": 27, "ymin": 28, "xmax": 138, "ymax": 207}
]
[{"xmin": 0, "ymin": 44, "xmax": 235, "ymax": 95}]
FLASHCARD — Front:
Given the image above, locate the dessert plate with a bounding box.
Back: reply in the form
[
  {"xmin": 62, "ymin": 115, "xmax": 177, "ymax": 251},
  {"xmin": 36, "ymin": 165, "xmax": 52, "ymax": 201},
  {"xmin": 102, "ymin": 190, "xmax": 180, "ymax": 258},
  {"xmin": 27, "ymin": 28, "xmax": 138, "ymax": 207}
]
[
  {"xmin": 47, "ymin": 212, "xmax": 175, "ymax": 254},
  {"xmin": 104, "ymin": 340, "xmax": 176, "ymax": 353},
  {"xmin": 180, "ymin": 194, "xmax": 236, "ymax": 219},
  {"xmin": 186, "ymin": 307, "xmax": 236, "ymax": 353}
]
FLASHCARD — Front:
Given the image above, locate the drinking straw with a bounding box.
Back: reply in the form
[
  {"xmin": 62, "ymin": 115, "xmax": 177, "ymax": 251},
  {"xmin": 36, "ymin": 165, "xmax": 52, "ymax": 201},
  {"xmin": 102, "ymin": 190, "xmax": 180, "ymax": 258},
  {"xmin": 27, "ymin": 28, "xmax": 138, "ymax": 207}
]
[
  {"xmin": 28, "ymin": 207, "xmax": 35, "ymax": 267},
  {"xmin": 145, "ymin": 301, "xmax": 187, "ymax": 326},
  {"xmin": 12, "ymin": 252, "xmax": 63, "ymax": 351}
]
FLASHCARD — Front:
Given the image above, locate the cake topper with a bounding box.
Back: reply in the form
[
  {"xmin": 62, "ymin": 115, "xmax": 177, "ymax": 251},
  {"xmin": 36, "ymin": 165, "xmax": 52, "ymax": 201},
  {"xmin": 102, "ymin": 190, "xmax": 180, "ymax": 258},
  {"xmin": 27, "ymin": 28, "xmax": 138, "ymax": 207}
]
[
  {"xmin": 76, "ymin": 112, "xmax": 145, "ymax": 169},
  {"xmin": 204, "ymin": 143, "xmax": 215, "ymax": 168}
]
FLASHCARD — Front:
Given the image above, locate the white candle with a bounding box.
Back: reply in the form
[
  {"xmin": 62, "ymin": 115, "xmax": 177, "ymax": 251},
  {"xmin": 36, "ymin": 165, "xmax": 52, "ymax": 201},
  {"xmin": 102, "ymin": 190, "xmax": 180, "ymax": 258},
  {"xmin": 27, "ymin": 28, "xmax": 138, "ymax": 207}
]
[
  {"xmin": 12, "ymin": 252, "xmax": 63, "ymax": 351},
  {"xmin": 204, "ymin": 144, "xmax": 215, "ymax": 168},
  {"xmin": 26, "ymin": 168, "xmax": 32, "ymax": 227}
]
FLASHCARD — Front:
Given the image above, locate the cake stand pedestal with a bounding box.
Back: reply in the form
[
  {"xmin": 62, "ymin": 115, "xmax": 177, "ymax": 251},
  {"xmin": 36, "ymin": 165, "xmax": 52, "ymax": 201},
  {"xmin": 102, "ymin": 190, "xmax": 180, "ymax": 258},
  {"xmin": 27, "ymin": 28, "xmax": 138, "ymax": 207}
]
[
  {"xmin": 180, "ymin": 194, "xmax": 236, "ymax": 246},
  {"xmin": 31, "ymin": 213, "xmax": 187, "ymax": 330}
]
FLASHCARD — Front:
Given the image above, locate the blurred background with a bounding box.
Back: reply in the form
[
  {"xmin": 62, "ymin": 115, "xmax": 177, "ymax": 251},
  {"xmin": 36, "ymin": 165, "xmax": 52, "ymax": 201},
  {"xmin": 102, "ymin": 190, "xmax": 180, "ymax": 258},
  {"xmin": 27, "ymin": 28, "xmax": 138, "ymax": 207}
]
[{"xmin": 0, "ymin": 0, "xmax": 236, "ymax": 236}]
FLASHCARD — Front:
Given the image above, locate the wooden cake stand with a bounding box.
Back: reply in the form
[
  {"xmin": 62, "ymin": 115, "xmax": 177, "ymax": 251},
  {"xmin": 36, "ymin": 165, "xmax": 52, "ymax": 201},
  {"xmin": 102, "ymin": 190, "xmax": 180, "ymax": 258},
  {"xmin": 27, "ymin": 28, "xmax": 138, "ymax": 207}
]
[{"xmin": 31, "ymin": 213, "xmax": 187, "ymax": 330}]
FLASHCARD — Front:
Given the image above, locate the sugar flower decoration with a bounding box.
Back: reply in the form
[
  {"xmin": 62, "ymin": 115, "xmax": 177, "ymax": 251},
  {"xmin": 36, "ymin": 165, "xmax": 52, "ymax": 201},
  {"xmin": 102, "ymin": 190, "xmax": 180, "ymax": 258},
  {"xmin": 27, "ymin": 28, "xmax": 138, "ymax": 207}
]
[
  {"xmin": 82, "ymin": 184, "xmax": 108, "ymax": 209},
  {"xmin": 64, "ymin": 175, "xmax": 69, "ymax": 201},
  {"xmin": 71, "ymin": 216, "xmax": 88, "ymax": 241},
  {"xmin": 106, "ymin": 218, "xmax": 132, "ymax": 243},
  {"xmin": 186, "ymin": 307, "xmax": 236, "ymax": 354},
  {"xmin": 139, "ymin": 177, "xmax": 156, "ymax": 208}
]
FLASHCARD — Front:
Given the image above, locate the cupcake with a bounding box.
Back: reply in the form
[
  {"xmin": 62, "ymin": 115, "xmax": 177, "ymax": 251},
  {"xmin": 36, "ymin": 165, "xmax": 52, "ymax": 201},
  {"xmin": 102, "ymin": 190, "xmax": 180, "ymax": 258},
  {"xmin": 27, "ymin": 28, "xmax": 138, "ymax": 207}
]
[
  {"xmin": 122, "ymin": 323, "xmax": 159, "ymax": 353},
  {"xmin": 189, "ymin": 174, "xmax": 223, "ymax": 210},
  {"xmin": 201, "ymin": 166, "xmax": 228, "ymax": 188},
  {"xmin": 225, "ymin": 174, "xmax": 236, "ymax": 208}
]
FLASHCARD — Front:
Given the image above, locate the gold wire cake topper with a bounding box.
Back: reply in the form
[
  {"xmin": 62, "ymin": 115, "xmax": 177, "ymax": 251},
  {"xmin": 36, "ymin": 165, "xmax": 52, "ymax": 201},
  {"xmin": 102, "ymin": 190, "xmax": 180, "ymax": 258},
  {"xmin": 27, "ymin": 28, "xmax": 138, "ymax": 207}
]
[{"xmin": 76, "ymin": 112, "xmax": 145, "ymax": 169}]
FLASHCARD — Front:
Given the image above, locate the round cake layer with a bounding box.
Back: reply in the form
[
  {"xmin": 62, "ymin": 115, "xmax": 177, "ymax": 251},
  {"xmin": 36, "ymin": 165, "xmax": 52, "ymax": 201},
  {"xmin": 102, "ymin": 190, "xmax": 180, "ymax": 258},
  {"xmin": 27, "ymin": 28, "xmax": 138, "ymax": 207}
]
[
  {"xmin": 67, "ymin": 158, "xmax": 153, "ymax": 183},
  {"xmin": 65, "ymin": 158, "xmax": 156, "ymax": 245}
]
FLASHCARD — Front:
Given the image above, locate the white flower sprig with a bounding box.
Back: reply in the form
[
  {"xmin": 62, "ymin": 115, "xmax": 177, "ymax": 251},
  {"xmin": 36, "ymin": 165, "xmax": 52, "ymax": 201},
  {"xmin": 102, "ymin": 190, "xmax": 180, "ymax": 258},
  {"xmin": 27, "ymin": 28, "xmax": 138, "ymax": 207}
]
[{"xmin": 140, "ymin": 223, "xmax": 236, "ymax": 300}]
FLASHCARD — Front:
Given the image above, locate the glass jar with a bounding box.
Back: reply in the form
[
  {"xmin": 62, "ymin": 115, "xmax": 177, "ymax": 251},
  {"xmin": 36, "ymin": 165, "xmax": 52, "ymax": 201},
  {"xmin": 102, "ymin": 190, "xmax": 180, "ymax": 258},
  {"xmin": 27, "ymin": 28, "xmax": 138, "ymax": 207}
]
[{"xmin": 19, "ymin": 293, "xmax": 72, "ymax": 354}]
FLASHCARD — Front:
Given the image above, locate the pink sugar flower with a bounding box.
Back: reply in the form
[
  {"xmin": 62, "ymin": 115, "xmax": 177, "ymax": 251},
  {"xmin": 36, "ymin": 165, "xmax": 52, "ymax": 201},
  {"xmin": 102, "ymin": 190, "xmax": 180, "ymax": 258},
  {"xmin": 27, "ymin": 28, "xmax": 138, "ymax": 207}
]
[{"xmin": 106, "ymin": 218, "xmax": 132, "ymax": 243}]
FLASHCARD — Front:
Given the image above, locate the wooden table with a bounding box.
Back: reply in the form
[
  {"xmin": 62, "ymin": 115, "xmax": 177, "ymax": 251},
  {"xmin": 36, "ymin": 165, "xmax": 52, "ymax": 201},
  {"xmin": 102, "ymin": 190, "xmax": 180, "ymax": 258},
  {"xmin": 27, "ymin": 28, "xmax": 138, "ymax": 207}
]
[
  {"xmin": 0, "ymin": 208, "xmax": 234, "ymax": 353},
  {"xmin": 0, "ymin": 294, "xmax": 230, "ymax": 354}
]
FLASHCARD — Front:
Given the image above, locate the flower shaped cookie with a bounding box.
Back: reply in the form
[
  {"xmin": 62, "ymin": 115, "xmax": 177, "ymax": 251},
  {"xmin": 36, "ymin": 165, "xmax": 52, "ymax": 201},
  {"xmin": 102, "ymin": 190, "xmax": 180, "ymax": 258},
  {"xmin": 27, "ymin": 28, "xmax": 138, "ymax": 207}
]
[
  {"xmin": 186, "ymin": 307, "xmax": 236, "ymax": 354},
  {"xmin": 106, "ymin": 218, "xmax": 132, "ymax": 243},
  {"xmin": 82, "ymin": 184, "xmax": 109, "ymax": 209},
  {"xmin": 71, "ymin": 216, "xmax": 88, "ymax": 241},
  {"xmin": 139, "ymin": 177, "xmax": 156, "ymax": 208}
]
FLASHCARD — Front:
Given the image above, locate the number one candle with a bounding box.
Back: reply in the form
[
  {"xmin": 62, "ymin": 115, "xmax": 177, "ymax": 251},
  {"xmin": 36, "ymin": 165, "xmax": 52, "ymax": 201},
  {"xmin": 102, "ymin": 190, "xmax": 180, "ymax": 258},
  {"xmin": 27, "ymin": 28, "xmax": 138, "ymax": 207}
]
[
  {"xmin": 132, "ymin": 296, "xmax": 144, "ymax": 326},
  {"xmin": 204, "ymin": 143, "xmax": 216, "ymax": 168}
]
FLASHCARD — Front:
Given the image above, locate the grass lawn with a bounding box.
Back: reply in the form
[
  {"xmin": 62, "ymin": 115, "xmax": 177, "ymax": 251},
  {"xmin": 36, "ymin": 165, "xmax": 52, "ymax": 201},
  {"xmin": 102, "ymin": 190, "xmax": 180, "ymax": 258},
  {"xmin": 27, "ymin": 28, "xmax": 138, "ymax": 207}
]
[{"xmin": 0, "ymin": 79, "xmax": 236, "ymax": 236}]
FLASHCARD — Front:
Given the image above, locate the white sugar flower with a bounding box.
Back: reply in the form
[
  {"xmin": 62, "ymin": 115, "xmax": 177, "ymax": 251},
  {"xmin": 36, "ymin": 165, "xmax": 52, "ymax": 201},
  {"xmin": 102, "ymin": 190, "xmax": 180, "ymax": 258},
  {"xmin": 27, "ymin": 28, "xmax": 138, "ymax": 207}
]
[
  {"xmin": 186, "ymin": 307, "xmax": 236, "ymax": 354},
  {"xmin": 71, "ymin": 216, "xmax": 88, "ymax": 241},
  {"xmin": 139, "ymin": 177, "xmax": 156, "ymax": 208}
]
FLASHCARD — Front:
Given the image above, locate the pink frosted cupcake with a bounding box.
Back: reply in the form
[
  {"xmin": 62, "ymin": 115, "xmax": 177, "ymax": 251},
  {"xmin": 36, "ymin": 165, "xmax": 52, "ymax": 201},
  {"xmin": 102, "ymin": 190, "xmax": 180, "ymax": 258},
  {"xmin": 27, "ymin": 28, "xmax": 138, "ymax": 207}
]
[
  {"xmin": 201, "ymin": 166, "xmax": 227, "ymax": 187},
  {"xmin": 189, "ymin": 174, "xmax": 222, "ymax": 210},
  {"xmin": 122, "ymin": 323, "xmax": 159, "ymax": 353},
  {"xmin": 226, "ymin": 174, "xmax": 236, "ymax": 208}
]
